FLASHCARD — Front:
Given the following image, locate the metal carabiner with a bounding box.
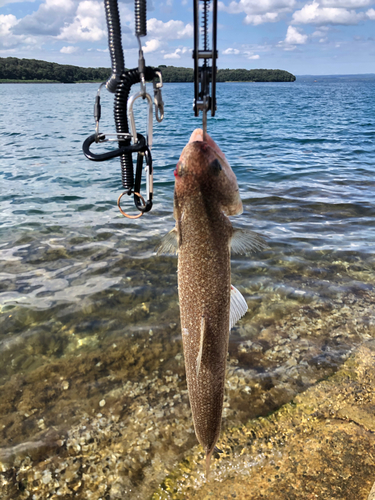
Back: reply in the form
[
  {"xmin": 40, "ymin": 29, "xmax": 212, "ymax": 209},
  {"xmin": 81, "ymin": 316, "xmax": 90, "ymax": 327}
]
[
  {"xmin": 127, "ymin": 91, "xmax": 153, "ymax": 149},
  {"xmin": 153, "ymin": 71, "xmax": 164, "ymax": 123},
  {"xmin": 82, "ymin": 133, "xmax": 146, "ymax": 162},
  {"xmin": 133, "ymin": 146, "xmax": 153, "ymax": 213}
]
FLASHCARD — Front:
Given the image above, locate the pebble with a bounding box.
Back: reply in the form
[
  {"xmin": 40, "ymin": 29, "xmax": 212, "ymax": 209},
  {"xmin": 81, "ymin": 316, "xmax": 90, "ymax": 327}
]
[{"xmin": 42, "ymin": 471, "xmax": 52, "ymax": 485}]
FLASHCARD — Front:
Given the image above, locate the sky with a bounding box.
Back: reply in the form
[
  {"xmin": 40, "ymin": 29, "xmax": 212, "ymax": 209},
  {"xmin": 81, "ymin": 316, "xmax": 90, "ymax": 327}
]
[{"xmin": 0, "ymin": 0, "xmax": 375, "ymax": 75}]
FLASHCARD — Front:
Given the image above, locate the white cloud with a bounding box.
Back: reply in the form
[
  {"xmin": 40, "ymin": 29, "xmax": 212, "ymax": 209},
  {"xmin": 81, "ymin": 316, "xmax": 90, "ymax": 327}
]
[
  {"xmin": 320, "ymin": 0, "xmax": 372, "ymax": 6},
  {"xmin": 292, "ymin": 1, "xmax": 366, "ymax": 25},
  {"xmin": 245, "ymin": 12, "xmax": 279, "ymax": 24},
  {"xmin": 163, "ymin": 46, "xmax": 190, "ymax": 59},
  {"xmin": 367, "ymin": 8, "xmax": 375, "ymax": 19},
  {"xmin": 0, "ymin": 14, "xmax": 28, "ymax": 48},
  {"xmin": 222, "ymin": 47, "xmax": 260, "ymax": 58},
  {"xmin": 0, "ymin": 14, "xmax": 17, "ymax": 37},
  {"xmin": 60, "ymin": 45, "xmax": 78, "ymax": 53},
  {"xmin": 58, "ymin": 0, "xmax": 106, "ymax": 42},
  {"xmin": 147, "ymin": 18, "xmax": 193, "ymax": 40},
  {"xmin": 164, "ymin": 51, "xmax": 181, "ymax": 59},
  {"xmin": 312, "ymin": 27, "xmax": 330, "ymax": 37},
  {"xmin": 44, "ymin": 0, "xmax": 74, "ymax": 11},
  {"xmin": 143, "ymin": 38, "xmax": 161, "ymax": 53},
  {"xmin": 278, "ymin": 25, "xmax": 308, "ymax": 51},
  {"xmin": 285, "ymin": 25, "xmax": 308, "ymax": 44},
  {"xmin": 218, "ymin": 0, "xmax": 296, "ymax": 25},
  {"xmin": 14, "ymin": 0, "xmax": 75, "ymax": 37},
  {"xmin": 0, "ymin": 15, "xmax": 41, "ymax": 52},
  {"xmin": 223, "ymin": 47, "xmax": 240, "ymax": 54}
]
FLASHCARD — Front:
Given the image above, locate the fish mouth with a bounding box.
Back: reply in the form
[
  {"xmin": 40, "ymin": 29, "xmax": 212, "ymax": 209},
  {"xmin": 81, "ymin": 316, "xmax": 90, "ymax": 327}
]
[{"xmin": 188, "ymin": 128, "xmax": 226, "ymax": 163}]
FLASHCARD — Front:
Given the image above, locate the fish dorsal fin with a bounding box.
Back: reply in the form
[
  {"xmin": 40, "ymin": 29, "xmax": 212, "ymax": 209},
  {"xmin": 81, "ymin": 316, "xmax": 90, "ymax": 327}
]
[
  {"xmin": 230, "ymin": 285, "xmax": 248, "ymax": 330},
  {"xmin": 231, "ymin": 228, "xmax": 268, "ymax": 255},
  {"xmin": 196, "ymin": 315, "xmax": 205, "ymax": 378},
  {"xmin": 156, "ymin": 227, "xmax": 178, "ymax": 256}
]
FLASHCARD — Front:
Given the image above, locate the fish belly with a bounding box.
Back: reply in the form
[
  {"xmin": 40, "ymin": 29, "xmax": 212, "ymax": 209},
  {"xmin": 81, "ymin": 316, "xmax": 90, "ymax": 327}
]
[{"xmin": 178, "ymin": 241, "xmax": 230, "ymax": 454}]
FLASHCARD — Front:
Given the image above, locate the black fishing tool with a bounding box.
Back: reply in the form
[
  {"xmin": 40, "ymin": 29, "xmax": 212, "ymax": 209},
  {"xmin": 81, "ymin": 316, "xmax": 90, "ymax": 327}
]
[
  {"xmin": 82, "ymin": 0, "xmax": 164, "ymax": 218},
  {"xmin": 193, "ymin": 0, "xmax": 218, "ymax": 140}
]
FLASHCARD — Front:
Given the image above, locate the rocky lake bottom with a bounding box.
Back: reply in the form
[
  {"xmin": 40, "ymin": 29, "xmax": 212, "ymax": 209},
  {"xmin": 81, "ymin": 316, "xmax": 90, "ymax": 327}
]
[{"xmin": 1, "ymin": 242, "xmax": 374, "ymax": 499}]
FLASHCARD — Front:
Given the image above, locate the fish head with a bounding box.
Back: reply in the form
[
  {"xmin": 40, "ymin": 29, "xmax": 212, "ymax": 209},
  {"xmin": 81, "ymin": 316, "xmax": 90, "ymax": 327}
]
[{"xmin": 174, "ymin": 129, "xmax": 243, "ymax": 217}]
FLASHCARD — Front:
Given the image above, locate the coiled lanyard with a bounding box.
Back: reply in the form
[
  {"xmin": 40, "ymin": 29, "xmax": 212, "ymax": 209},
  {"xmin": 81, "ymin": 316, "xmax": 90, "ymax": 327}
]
[{"xmin": 82, "ymin": 0, "xmax": 164, "ymax": 218}]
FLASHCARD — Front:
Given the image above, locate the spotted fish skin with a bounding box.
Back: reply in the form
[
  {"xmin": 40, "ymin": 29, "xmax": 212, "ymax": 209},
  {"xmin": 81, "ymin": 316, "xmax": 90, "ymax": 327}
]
[
  {"xmin": 178, "ymin": 196, "xmax": 232, "ymax": 457},
  {"xmin": 173, "ymin": 129, "xmax": 244, "ymax": 470}
]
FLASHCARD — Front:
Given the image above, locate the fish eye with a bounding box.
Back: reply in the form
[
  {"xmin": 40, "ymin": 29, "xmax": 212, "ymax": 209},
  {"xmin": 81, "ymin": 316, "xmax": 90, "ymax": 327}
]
[{"xmin": 209, "ymin": 159, "xmax": 222, "ymax": 176}]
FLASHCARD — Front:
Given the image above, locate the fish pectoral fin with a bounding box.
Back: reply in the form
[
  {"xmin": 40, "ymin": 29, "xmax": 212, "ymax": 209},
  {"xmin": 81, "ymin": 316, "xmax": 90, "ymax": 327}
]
[
  {"xmin": 156, "ymin": 227, "xmax": 178, "ymax": 256},
  {"xmin": 196, "ymin": 315, "xmax": 205, "ymax": 378},
  {"xmin": 229, "ymin": 285, "xmax": 248, "ymax": 331},
  {"xmin": 231, "ymin": 228, "xmax": 268, "ymax": 255}
]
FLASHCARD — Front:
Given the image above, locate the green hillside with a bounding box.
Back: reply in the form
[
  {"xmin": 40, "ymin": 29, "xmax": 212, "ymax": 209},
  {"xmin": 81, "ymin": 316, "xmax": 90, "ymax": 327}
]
[{"xmin": 0, "ymin": 57, "xmax": 296, "ymax": 83}]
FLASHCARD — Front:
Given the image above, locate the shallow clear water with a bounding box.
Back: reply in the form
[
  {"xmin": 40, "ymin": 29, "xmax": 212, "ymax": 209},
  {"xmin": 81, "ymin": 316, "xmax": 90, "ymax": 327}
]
[{"xmin": 0, "ymin": 80, "xmax": 374, "ymax": 498}]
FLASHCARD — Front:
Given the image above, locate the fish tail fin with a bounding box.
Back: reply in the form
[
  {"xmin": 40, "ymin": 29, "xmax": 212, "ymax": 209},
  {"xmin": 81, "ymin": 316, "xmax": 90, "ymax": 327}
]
[
  {"xmin": 205, "ymin": 445, "xmax": 221, "ymax": 478},
  {"xmin": 205, "ymin": 448, "xmax": 214, "ymax": 478}
]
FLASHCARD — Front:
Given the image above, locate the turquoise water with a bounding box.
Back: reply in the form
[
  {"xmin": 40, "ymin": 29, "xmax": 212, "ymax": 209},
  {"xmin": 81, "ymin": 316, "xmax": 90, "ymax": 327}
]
[{"xmin": 0, "ymin": 80, "xmax": 374, "ymax": 498}]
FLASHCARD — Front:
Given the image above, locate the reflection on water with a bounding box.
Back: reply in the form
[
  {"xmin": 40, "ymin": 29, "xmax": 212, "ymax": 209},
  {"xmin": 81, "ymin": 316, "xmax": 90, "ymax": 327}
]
[{"xmin": 0, "ymin": 81, "xmax": 375, "ymax": 498}]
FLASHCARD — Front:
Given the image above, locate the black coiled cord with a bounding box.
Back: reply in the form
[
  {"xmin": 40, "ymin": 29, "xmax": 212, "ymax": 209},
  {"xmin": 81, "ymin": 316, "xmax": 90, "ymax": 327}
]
[
  {"xmin": 135, "ymin": 0, "xmax": 147, "ymax": 37},
  {"xmin": 114, "ymin": 66, "xmax": 157, "ymax": 191},
  {"xmin": 104, "ymin": 0, "xmax": 125, "ymax": 93}
]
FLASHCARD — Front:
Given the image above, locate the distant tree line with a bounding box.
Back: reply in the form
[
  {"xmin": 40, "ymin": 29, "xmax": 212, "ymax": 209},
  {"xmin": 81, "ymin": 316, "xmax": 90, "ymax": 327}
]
[
  {"xmin": 217, "ymin": 68, "xmax": 296, "ymax": 82},
  {"xmin": 160, "ymin": 65, "xmax": 296, "ymax": 82},
  {"xmin": 0, "ymin": 57, "xmax": 111, "ymax": 83},
  {"xmin": 0, "ymin": 57, "xmax": 296, "ymax": 83}
]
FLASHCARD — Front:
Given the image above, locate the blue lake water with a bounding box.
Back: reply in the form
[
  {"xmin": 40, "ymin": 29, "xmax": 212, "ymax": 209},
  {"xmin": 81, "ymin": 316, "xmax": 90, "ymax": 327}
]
[{"xmin": 0, "ymin": 80, "xmax": 374, "ymax": 498}]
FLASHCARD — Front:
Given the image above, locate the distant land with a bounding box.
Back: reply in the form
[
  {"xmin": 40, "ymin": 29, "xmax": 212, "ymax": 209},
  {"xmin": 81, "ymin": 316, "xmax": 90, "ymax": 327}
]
[
  {"xmin": 0, "ymin": 57, "xmax": 296, "ymax": 83},
  {"xmin": 296, "ymin": 74, "xmax": 375, "ymax": 82}
]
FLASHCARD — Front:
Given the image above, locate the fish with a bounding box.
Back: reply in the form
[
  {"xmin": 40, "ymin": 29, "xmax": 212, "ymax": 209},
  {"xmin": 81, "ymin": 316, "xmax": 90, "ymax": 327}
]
[{"xmin": 158, "ymin": 128, "xmax": 267, "ymax": 475}]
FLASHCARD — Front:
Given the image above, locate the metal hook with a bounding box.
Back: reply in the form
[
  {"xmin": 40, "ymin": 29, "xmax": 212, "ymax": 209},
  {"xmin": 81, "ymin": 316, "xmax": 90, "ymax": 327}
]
[
  {"xmin": 153, "ymin": 71, "xmax": 164, "ymax": 123},
  {"xmin": 127, "ymin": 91, "xmax": 153, "ymax": 148},
  {"xmin": 133, "ymin": 147, "xmax": 153, "ymax": 213},
  {"xmin": 93, "ymin": 82, "xmax": 107, "ymax": 141}
]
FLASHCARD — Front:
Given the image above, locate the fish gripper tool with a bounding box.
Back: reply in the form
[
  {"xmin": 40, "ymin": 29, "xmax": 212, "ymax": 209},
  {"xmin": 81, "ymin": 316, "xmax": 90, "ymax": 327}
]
[{"xmin": 193, "ymin": 0, "xmax": 218, "ymax": 141}]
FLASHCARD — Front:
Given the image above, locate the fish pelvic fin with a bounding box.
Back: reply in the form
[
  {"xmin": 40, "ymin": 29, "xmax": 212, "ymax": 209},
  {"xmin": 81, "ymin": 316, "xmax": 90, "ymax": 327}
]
[
  {"xmin": 156, "ymin": 227, "xmax": 178, "ymax": 256},
  {"xmin": 196, "ymin": 315, "xmax": 205, "ymax": 378},
  {"xmin": 229, "ymin": 285, "xmax": 248, "ymax": 331},
  {"xmin": 231, "ymin": 228, "xmax": 268, "ymax": 255}
]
